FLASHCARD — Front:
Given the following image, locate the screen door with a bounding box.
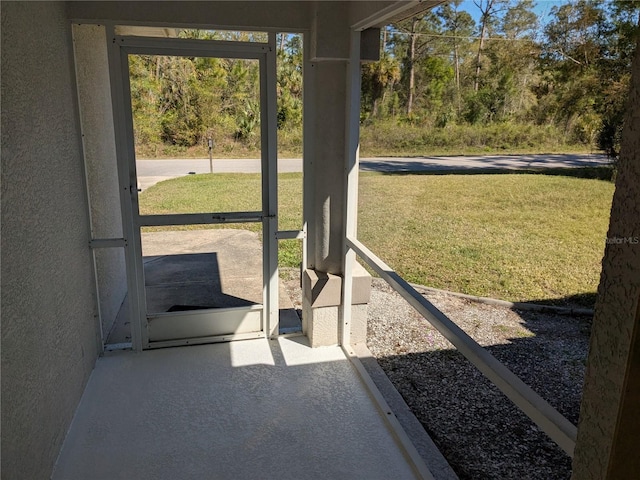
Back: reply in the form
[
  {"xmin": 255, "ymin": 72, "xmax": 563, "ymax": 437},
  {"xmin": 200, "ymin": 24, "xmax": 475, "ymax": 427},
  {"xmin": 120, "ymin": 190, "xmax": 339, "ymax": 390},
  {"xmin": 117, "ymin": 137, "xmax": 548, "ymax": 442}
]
[{"xmin": 109, "ymin": 31, "xmax": 278, "ymax": 350}]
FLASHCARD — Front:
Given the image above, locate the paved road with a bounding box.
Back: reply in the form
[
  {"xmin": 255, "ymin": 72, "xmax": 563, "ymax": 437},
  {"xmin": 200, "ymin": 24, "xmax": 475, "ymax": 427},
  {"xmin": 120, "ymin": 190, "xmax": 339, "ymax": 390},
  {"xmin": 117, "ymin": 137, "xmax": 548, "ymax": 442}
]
[{"xmin": 136, "ymin": 154, "xmax": 611, "ymax": 190}]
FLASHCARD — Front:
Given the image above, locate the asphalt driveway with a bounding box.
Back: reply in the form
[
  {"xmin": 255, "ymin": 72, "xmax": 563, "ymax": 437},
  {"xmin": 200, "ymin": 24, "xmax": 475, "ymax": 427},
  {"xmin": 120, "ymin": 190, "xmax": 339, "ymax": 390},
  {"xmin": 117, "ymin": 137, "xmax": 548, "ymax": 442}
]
[{"xmin": 136, "ymin": 153, "xmax": 611, "ymax": 190}]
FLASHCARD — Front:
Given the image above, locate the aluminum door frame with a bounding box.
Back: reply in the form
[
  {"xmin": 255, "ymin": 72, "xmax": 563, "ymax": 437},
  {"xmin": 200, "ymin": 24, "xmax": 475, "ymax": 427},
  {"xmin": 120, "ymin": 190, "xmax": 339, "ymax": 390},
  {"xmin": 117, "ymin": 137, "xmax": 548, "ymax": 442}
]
[{"xmin": 107, "ymin": 29, "xmax": 279, "ymax": 350}]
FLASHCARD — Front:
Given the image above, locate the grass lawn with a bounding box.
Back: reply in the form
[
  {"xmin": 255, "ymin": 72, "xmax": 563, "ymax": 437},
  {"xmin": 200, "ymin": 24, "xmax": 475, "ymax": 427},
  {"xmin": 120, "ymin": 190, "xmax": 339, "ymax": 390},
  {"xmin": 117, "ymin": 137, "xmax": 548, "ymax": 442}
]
[{"xmin": 139, "ymin": 170, "xmax": 615, "ymax": 308}]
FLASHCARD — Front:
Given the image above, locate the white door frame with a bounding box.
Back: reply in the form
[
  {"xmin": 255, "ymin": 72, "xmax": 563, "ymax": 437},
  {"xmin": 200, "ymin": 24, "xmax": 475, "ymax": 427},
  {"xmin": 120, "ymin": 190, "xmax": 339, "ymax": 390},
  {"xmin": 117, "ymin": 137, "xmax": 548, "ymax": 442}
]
[{"xmin": 106, "ymin": 29, "xmax": 279, "ymax": 351}]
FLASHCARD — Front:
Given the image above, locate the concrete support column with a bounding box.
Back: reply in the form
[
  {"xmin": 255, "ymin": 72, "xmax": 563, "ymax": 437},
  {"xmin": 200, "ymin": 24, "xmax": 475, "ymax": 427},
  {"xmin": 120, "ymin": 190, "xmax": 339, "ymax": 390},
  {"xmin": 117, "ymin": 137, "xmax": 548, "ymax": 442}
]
[
  {"xmin": 572, "ymin": 43, "xmax": 640, "ymax": 478},
  {"xmin": 309, "ymin": 60, "xmax": 347, "ymax": 274},
  {"xmin": 302, "ymin": 263, "xmax": 372, "ymax": 347},
  {"xmin": 302, "ymin": 3, "xmax": 371, "ymax": 346}
]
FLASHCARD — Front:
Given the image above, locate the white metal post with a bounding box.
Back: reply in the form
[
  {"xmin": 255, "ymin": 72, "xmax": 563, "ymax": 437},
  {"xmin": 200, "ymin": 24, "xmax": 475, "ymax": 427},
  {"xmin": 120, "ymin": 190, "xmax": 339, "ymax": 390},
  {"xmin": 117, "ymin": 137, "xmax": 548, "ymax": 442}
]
[
  {"xmin": 106, "ymin": 24, "xmax": 146, "ymax": 351},
  {"xmin": 263, "ymin": 32, "xmax": 279, "ymax": 338},
  {"xmin": 340, "ymin": 30, "xmax": 362, "ymax": 347},
  {"xmin": 120, "ymin": 46, "xmax": 151, "ymax": 349},
  {"xmin": 302, "ymin": 32, "xmax": 316, "ymax": 272}
]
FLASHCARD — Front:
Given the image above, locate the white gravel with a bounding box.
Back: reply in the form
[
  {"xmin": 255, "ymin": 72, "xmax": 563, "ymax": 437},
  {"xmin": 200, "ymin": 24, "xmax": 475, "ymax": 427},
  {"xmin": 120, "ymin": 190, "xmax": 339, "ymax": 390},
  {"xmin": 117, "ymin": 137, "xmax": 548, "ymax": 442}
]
[{"xmin": 366, "ymin": 278, "xmax": 589, "ymax": 480}]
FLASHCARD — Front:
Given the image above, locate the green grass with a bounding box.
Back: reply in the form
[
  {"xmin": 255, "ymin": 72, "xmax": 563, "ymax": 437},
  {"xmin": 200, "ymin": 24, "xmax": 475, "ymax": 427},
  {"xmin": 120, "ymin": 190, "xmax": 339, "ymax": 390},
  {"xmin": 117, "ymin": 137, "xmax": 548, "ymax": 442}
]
[
  {"xmin": 139, "ymin": 170, "xmax": 614, "ymax": 308},
  {"xmin": 358, "ymin": 172, "xmax": 613, "ymax": 306},
  {"xmin": 139, "ymin": 172, "xmax": 304, "ymax": 268}
]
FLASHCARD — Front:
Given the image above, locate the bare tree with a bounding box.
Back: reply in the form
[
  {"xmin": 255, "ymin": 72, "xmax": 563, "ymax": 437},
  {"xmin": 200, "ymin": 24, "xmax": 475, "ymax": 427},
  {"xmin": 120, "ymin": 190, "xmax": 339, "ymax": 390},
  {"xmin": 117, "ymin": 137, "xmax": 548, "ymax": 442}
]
[{"xmin": 472, "ymin": 0, "xmax": 508, "ymax": 91}]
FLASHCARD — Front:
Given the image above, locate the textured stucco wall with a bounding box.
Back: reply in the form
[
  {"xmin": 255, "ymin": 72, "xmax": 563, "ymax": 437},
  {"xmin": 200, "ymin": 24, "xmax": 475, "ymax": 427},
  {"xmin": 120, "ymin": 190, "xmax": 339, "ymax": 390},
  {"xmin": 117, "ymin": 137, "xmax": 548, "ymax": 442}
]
[
  {"xmin": 73, "ymin": 23, "xmax": 127, "ymax": 337},
  {"xmin": 572, "ymin": 41, "xmax": 640, "ymax": 478},
  {"xmin": 1, "ymin": 2, "xmax": 101, "ymax": 478}
]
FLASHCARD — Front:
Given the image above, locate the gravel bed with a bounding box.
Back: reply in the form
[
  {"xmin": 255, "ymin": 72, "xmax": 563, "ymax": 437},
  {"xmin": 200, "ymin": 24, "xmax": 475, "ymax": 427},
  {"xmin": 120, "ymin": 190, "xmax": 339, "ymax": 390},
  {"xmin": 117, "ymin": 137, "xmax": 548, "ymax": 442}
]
[
  {"xmin": 367, "ymin": 278, "xmax": 590, "ymax": 480},
  {"xmin": 281, "ymin": 270, "xmax": 591, "ymax": 479}
]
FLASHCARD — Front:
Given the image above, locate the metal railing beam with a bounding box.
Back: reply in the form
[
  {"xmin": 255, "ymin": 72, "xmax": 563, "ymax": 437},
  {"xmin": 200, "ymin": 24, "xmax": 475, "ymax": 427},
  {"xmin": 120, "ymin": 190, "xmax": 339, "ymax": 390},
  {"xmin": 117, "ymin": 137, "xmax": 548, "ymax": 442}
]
[{"xmin": 346, "ymin": 236, "xmax": 577, "ymax": 457}]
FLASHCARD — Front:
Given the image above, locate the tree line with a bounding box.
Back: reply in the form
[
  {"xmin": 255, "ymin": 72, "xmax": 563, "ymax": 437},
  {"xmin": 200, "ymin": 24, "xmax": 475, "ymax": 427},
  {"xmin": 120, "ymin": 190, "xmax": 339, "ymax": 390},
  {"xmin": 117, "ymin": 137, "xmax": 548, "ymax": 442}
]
[
  {"xmin": 128, "ymin": 1, "xmax": 639, "ymax": 158},
  {"xmin": 362, "ymin": 0, "xmax": 639, "ymax": 157},
  {"xmin": 128, "ymin": 30, "xmax": 303, "ymax": 156}
]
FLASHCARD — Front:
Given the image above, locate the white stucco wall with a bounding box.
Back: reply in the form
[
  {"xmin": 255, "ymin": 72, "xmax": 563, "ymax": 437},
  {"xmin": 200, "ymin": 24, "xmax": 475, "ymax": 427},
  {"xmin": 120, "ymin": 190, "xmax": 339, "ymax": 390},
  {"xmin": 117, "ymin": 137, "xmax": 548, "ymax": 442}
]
[
  {"xmin": 73, "ymin": 23, "xmax": 127, "ymax": 338},
  {"xmin": 1, "ymin": 2, "xmax": 101, "ymax": 478}
]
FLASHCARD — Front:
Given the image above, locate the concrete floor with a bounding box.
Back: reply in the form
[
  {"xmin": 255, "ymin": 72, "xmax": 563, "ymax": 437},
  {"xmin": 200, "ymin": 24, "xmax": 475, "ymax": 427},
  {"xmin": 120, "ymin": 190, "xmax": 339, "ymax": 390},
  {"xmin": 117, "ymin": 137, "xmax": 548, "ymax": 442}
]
[
  {"xmin": 106, "ymin": 230, "xmax": 301, "ymax": 344},
  {"xmin": 63, "ymin": 230, "xmax": 453, "ymax": 479},
  {"xmin": 52, "ymin": 337, "xmax": 425, "ymax": 480}
]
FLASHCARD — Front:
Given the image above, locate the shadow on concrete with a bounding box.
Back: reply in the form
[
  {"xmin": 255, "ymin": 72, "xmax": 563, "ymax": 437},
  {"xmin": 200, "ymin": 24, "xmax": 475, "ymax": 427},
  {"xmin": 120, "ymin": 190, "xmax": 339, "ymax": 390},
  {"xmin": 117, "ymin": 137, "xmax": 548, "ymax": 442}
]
[
  {"xmin": 106, "ymin": 230, "xmax": 303, "ymax": 344},
  {"xmin": 144, "ymin": 253, "xmax": 260, "ymax": 314}
]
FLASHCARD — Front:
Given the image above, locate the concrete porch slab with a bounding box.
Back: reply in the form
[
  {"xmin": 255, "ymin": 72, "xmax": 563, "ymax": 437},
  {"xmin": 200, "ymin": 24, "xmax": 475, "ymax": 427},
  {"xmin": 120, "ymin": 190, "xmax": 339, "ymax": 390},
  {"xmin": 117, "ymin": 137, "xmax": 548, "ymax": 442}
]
[
  {"xmin": 52, "ymin": 337, "xmax": 427, "ymax": 480},
  {"xmin": 106, "ymin": 230, "xmax": 301, "ymax": 344}
]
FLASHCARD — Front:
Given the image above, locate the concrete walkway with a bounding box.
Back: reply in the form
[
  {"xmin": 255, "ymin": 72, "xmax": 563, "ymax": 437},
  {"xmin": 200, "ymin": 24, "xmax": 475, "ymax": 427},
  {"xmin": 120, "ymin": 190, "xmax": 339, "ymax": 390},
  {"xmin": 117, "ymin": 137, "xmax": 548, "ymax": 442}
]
[
  {"xmin": 106, "ymin": 230, "xmax": 301, "ymax": 345},
  {"xmin": 52, "ymin": 337, "xmax": 426, "ymax": 480}
]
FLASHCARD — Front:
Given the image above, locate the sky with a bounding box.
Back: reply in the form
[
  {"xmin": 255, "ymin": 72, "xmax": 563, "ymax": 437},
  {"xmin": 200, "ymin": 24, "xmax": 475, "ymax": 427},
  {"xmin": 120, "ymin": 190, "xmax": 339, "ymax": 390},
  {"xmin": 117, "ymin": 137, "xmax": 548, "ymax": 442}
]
[{"xmin": 459, "ymin": 0, "xmax": 571, "ymax": 26}]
